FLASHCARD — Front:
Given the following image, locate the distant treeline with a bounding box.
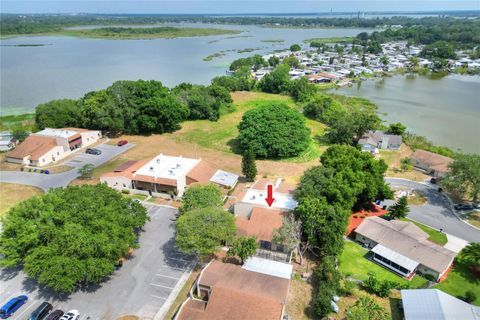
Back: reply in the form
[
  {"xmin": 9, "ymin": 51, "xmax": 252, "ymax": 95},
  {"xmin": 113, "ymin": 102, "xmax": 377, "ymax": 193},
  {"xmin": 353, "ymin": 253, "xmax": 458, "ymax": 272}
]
[{"xmin": 1, "ymin": 14, "xmax": 479, "ymax": 35}]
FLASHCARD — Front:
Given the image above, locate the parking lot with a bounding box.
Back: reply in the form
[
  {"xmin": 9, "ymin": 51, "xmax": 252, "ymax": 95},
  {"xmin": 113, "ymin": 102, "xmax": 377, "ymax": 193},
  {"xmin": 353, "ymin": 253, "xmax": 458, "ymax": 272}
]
[{"xmin": 0, "ymin": 204, "xmax": 195, "ymax": 320}]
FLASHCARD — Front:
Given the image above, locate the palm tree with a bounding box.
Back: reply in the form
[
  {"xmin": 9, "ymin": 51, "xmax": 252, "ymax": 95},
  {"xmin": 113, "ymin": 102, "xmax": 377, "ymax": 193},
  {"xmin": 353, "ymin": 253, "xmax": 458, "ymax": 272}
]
[{"xmin": 459, "ymin": 243, "xmax": 480, "ymax": 275}]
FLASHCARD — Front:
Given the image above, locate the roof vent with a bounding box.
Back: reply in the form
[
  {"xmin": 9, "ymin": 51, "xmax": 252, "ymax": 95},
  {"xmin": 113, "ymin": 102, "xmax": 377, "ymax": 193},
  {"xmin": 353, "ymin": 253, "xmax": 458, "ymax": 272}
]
[
  {"xmin": 156, "ymin": 159, "xmax": 161, "ymax": 164},
  {"xmin": 149, "ymin": 166, "xmax": 154, "ymax": 171}
]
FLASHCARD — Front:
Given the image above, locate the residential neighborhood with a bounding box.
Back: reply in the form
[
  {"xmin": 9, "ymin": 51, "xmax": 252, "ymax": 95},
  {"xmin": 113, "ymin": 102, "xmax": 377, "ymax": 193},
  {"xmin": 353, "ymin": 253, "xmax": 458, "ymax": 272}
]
[{"xmin": 1, "ymin": 9, "xmax": 479, "ymax": 320}]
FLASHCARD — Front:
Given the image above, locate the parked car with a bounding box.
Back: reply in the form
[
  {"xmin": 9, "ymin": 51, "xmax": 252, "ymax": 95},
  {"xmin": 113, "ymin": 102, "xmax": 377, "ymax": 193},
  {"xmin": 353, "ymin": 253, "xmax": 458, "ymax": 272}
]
[
  {"xmin": 117, "ymin": 140, "xmax": 128, "ymax": 146},
  {"xmin": 59, "ymin": 310, "xmax": 79, "ymax": 320},
  {"xmin": 85, "ymin": 148, "xmax": 102, "ymax": 155},
  {"xmin": 454, "ymin": 203, "xmax": 474, "ymax": 211},
  {"xmin": 0, "ymin": 295, "xmax": 28, "ymax": 319},
  {"xmin": 28, "ymin": 302, "xmax": 53, "ymax": 320},
  {"xmin": 45, "ymin": 310, "xmax": 64, "ymax": 320},
  {"xmin": 430, "ymin": 177, "xmax": 438, "ymax": 184}
]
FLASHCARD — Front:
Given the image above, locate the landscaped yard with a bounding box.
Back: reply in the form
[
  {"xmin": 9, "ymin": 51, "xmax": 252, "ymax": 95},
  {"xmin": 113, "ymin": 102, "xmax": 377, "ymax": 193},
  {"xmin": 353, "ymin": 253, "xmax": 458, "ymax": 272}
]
[
  {"xmin": 0, "ymin": 182, "xmax": 43, "ymax": 217},
  {"xmin": 434, "ymin": 260, "xmax": 480, "ymax": 306},
  {"xmin": 400, "ymin": 217, "xmax": 448, "ymax": 245},
  {"xmin": 339, "ymin": 241, "xmax": 429, "ymax": 288}
]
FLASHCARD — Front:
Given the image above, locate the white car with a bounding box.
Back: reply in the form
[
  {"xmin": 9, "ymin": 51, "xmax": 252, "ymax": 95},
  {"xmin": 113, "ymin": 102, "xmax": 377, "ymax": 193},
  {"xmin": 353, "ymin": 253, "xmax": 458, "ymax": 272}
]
[{"xmin": 59, "ymin": 310, "xmax": 79, "ymax": 320}]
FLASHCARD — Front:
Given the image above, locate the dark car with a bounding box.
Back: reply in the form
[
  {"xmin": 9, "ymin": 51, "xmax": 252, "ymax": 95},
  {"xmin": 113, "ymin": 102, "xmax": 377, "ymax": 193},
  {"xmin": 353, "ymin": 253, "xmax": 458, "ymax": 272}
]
[
  {"xmin": 0, "ymin": 295, "xmax": 28, "ymax": 319},
  {"xmin": 85, "ymin": 148, "xmax": 102, "ymax": 155},
  {"xmin": 454, "ymin": 203, "xmax": 474, "ymax": 211},
  {"xmin": 45, "ymin": 310, "xmax": 64, "ymax": 320},
  {"xmin": 117, "ymin": 140, "xmax": 128, "ymax": 146},
  {"xmin": 430, "ymin": 177, "xmax": 438, "ymax": 184},
  {"xmin": 28, "ymin": 302, "xmax": 53, "ymax": 320}
]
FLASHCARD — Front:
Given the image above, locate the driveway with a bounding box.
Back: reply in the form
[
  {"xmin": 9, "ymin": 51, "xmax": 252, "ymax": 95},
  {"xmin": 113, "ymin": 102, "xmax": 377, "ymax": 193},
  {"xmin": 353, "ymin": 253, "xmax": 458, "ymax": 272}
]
[
  {"xmin": 0, "ymin": 143, "xmax": 134, "ymax": 191},
  {"xmin": 0, "ymin": 204, "xmax": 195, "ymax": 320},
  {"xmin": 384, "ymin": 178, "xmax": 480, "ymax": 243}
]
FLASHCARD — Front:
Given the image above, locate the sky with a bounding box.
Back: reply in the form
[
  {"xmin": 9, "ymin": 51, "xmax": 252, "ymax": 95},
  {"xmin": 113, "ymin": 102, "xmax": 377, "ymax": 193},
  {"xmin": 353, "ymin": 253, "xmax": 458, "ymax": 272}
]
[{"xmin": 1, "ymin": 0, "xmax": 479, "ymax": 14}]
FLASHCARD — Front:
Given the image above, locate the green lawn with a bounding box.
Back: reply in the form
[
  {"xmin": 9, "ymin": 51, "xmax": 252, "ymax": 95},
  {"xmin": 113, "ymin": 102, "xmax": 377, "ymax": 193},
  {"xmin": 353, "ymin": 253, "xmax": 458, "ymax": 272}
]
[
  {"xmin": 173, "ymin": 92, "xmax": 327, "ymax": 163},
  {"xmin": 400, "ymin": 218, "xmax": 448, "ymax": 245},
  {"xmin": 340, "ymin": 241, "xmax": 429, "ymax": 288},
  {"xmin": 434, "ymin": 261, "xmax": 480, "ymax": 306}
]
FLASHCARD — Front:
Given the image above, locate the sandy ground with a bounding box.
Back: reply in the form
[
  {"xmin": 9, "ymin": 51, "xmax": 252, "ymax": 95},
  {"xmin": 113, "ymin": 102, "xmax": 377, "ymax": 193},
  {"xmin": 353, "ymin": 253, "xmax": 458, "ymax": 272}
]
[{"xmin": 0, "ymin": 182, "xmax": 43, "ymax": 217}]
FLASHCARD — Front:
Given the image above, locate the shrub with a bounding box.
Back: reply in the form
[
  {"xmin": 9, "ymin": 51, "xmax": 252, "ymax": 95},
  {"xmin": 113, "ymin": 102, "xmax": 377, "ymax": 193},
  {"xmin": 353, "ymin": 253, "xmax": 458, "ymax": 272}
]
[
  {"xmin": 179, "ymin": 184, "xmax": 223, "ymax": 214},
  {"xmin": 342, "ymin": 280, "xmax": 357, "ymax": 296},
  {"xmin": 237, "ymin": 102, "xmax": 310, "ymax": 158},
  {"xmin": 464, "ymin": 290, "xmax": 477, "ymax": 303},
  {"xmin": 121, "ymin": 189, "xmax": 130, "ymax": 194}
]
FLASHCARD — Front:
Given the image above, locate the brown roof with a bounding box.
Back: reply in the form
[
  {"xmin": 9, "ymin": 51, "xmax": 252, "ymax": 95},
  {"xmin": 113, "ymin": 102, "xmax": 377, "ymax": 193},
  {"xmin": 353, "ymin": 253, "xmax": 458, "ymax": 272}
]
[
  {"xmin": 63, "ymin": 127, "xmax": 92, "ymax": 132},
  {"xmin": 186, "ymin": 160, "xmax": 217, "ymax": 184},
  {"xmin": 156, "ymin": 177, "xmax": 177, "ymax": 187},
  {"xmin": 67, "ymin": 133, "xmax": 82, "ymax": 141},
  {"xmin": 6, "ymin": 135, "xmax": 57, "ymax": 160},
  {"xmin": 236, "ymin": 208, "xmax": 286, "ymax": 242},
  {"xmin": 355, "ymin": 217, "xmax": 456, "ymax": 273},
  {"xmin": 100, "ymin": 159, "xmax": 149, "ymax": 180},
  {"xmin": 178, "ymin": 261, "xmax": 289, "ymax": 320},
  {"xmin": 411, "ymin": 150, "xmax": 453, "ymax": 173}
]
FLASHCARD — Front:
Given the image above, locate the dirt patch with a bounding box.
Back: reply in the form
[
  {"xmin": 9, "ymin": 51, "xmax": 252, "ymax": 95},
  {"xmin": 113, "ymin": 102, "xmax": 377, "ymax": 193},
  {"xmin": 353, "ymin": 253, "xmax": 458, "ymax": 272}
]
[
  {"xmin": 285, "ymin": 277, "xmax": 315, "ymax": 320},
  {"xmin": 0, "ymin": 182, "xmax": 43, "ymax": 217},
  {"xmin": 378, "ymin": 145, "xmax": 429, "ymax": 181},
  {"xmin": 466, "ymin": 211, "xmax": 480, "ymax": 228}
]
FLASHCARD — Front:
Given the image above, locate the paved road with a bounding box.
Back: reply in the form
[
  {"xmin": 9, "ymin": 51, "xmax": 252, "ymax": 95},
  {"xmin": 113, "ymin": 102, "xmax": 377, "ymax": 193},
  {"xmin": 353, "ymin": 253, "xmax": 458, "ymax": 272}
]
[
  {"xmin": 384, "ymin": 178, "xmax": 480, "ymax": 243},
  {"xmin": 0, "ymin": 143, "xmax": 134, "ymax": 191},
  {"xmin": 0, "ymin": 204, "xmax": 195, "ymax": 320}
]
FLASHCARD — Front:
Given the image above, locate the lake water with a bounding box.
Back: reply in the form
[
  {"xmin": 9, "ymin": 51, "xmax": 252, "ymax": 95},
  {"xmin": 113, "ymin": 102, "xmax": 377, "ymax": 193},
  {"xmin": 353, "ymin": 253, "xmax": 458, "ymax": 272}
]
[
  {"xmin": 1, "ymin": 24, "xmax": 479, "ymax": 153},
  {"xmin": 333, "ymin": 75, "xmax": 480, "ymax": 153},
  {"xmin": 0, "ymin": 23, "xmax": 372, "ymax": 114}
]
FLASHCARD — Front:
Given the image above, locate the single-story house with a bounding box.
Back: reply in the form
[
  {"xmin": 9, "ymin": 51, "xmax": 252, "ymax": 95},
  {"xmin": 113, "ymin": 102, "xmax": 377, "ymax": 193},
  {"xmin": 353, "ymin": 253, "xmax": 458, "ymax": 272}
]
[
  {"xmin": 358, "ymin": 130, "xmax": 402, "ymax": 152},
  {"xmin": 236, "ymin": 207, "xmax": 288, "ymax": 253},
  {"xmin": 401, "ymin": 289, "xmax": 480, "ymax": 320},
  {"xmin": 233, "ymin": 178, "xmax": 297, "ymax": 215},
  {"xmin": 0, "ymin": 131, "xmax": 18, "ymax": 152},
  {"xmin": 355, "ymin": 217, "xmax": 456, "ymax": 281},
  {"xmin": 410, "ymin": 149, "xmax": 453, "ymax": 177},
  {"xmin": 175, "ymin": 260, "xmax": 290, "ymax": 320},
  {"xmin": 5, "ymin": 127, "xmax": 101, "ymax": 166},
  {"xmin": 100, "ymin": 154, "xmax": 238, "ymax": 197}
]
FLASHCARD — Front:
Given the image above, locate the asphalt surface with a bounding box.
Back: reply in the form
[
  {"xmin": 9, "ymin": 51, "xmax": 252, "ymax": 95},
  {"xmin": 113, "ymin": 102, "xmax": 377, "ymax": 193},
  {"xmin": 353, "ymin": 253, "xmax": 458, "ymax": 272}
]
[
  {"xmin": 0, "ymin": 204, "xmax": 194, "ymax": 320},
  {"xmin": 384, "ymin": 178, "xmax": 480, "ymax": 243},
  {"xmin": 0, "ymin": 143, "xmax": 134, "ymax": 191}
]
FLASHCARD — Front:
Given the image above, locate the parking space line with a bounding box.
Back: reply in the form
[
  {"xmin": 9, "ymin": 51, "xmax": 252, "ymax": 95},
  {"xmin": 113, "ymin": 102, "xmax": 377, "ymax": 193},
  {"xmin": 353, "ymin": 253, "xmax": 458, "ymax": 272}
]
[
  {"xmin": 166, "ymin": 257, "xmax": 190, "ymax": 263},
  {"xmin": 12, "ymin": 299, "xmax": 37, "ymax": 320},
  {"xmin": 151, "ymin": 294, "xmax": 168, "ymax": 300},
  {"xmin": 150, "ymin": 283, "xmax": 174, "ymax": 290},
  {"xmin": 155, "ymin": 274, "xmax": 181, "ymax": 280},
  {"xmin": 160, "ymin": 265, "xmax": 186, "ymax": 272}
]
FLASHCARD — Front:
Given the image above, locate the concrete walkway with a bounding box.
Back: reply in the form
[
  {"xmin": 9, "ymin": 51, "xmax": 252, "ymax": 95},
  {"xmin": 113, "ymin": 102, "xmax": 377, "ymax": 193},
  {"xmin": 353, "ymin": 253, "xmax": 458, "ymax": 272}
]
[{"xmin": 444, "ymin": 234, "xmax": 469, "ymax": 253}]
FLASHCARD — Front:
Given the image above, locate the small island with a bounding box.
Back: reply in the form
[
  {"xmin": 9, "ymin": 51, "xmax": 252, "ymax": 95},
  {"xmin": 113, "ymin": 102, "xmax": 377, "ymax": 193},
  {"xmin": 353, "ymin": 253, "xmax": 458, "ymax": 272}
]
[{"xmin": 61, "ymin": 26, "xmax": 241, "ymax": 40}]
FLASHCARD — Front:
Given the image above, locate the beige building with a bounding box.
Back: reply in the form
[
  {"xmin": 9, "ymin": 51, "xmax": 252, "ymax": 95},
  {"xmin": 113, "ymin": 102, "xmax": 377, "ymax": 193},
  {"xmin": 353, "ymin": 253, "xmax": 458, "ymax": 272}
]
[
  {"xmin": 6, "ymin": 127, "xmax": 101, "ymax": 167},
  {"xmin": 355, "ymin": 217, "xmax": 456, "ymax": 281}
]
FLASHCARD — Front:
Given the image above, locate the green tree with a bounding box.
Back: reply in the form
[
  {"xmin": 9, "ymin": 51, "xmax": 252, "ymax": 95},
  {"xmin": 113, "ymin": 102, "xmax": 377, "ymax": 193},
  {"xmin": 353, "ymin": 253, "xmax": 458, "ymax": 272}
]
[
  {"xmin": 290, "ymin": 43, "xmax": 301, "ymax": 52},
  {"xmin": 78, "ymin": 163, "xmax": 95, "ymax": 179},
  {"xmin": 268, "ymin": 55, "xmax": 280, "ymax": 67},
  {"xmin": 388, "ymin": 196, "xmax": 409, "ymax": 219},
  {"xmin": 179, "ymin": 184, "xmax": 223, "ymax": 214},
  {"xmin": 272, "ymin": 215, "xmax": 306, "ymax": 264},
  {"xmin": 0, "ymin": 184, "xmax": 148, "ymax": 293},
  {"xmin": 346, "ymin": 296, "xmax": 389, "ymax": 320},
  {"xmin": 35, "ymin": 99, "xmax": 80, "ymax": 130},
  {"xmin": 175, "ymin": 207, "xmax": 236, "ymax": 259},
  {"xmin": 464, "ymin": 290, "xmax": 477, "ymax": 303},
  {"xmin": 241, "ymin": 148, "xmax": 257, "ymax": 182},
  {"xmin": 287, "ymin": 77, "xmax": 317, "ymax": 102},
  {"xmin": 283, "ymin": 55, "xmax": 300, "ymax": 68},
  {"xmin": 257, "ymin": 64, "xmax": 290, "ymax": 94},
  {"xmin": 387, "ymin": 122, "xmax": 407, "ymax": 136},
  {"xmin": 400, "ymin": 157, "xmax": 413, "ymax": 172},
  {"xmin": 11, "ymin": 127, "xmax": 29, "ymax": 142},
  {"xmin": 227, "ymin": 236, "xmax": 258, "ymax": 264},
  {"xmin": 457, "ymin": 243, "xmax": 480, "ymax": 275},
  {"xmin": 315, "ymin": 281, "xmax": 335, "ymax": 319},
  {"xmin": 421, "ymin": 41, "xmax": 457, "ymax": 59},
  {"xmin": 442, "ymin": 154, "xmax": 480, "ymax": 203},
  {"xmin": 237, "ymin": 102, "xmax": 310, "ymax": 159},
  {"xmin": 303, "ymin": 95, "xmax": 344, "ymax": 125}
]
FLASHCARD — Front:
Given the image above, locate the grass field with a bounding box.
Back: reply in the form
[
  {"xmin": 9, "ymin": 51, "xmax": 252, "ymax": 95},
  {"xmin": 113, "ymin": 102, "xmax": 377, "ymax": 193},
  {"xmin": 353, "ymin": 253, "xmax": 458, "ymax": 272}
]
[
  {"xmin": 339, "ymin": 241, "xmax": 429, "ymax": 288},
  {"xmin": 400, "ymin": 217, "xmax": 448, "ymax": 245},
  {"xmin": 0, "ymin": 183, "xmax": 43, "ymax": 218},
  {"xmin": 434, "ymin": 260, "xmax": 480, "ymax": 305},
  {"xmin": 303, "ymin": 36, "xmax": 354, "ymax": 44},
  {"xmin": 0, "ymin": 113, "xmax": 36, "ymax": 131}
]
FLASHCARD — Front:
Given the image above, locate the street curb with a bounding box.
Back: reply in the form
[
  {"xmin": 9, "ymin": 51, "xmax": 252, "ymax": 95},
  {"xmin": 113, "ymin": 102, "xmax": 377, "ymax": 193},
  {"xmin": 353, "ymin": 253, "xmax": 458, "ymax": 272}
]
[
  {"xmin": 386, "ymin": 177, "xmax": 480, "ymax": 232},
  {"xmin": 154, "ymin": 260, "xmax": 196, "ymax": 320}
]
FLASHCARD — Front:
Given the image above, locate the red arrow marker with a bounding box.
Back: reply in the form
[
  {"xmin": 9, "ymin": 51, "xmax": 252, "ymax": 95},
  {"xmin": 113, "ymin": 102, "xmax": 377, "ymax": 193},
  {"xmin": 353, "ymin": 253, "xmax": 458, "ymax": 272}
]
[{"xmin": 265, "ymin": 185, "xmax": 275, "ymax": 207}]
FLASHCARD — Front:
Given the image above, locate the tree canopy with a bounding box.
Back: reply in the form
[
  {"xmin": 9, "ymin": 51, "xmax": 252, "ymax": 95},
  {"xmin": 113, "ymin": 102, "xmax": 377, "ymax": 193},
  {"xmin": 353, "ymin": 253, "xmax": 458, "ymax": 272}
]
[
  {"xmin": 175, "ymin": 207, "xmax": 236, "ymax": 259},
  {"xmin": 227, "ymin": 236, "xmax": 258, "ymax": 264},
  {"xmin": 257, "ymin": 64, "xmax": 290, "ymax": 94},
  {"xmin": 442, "ymin": 154, "xmax": 480, "ymax": 203},
  {"xmin": 0, "ymin": 184, "xmax": 148, "ymax": 293},
  {"xmin": 179, "ymin": 184, "xmax": 224, "ymax": 214},
  {"xmin": 237, "ymin": 102, "xmax": 310, "ymax": 158}
]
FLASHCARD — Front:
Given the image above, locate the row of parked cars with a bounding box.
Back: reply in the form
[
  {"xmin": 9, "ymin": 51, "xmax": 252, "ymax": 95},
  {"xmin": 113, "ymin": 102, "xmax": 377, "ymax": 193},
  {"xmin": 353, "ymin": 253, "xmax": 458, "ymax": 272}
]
[{"xmin": 0, "ymin": 296, "xmax": 79, "ymax": 320}]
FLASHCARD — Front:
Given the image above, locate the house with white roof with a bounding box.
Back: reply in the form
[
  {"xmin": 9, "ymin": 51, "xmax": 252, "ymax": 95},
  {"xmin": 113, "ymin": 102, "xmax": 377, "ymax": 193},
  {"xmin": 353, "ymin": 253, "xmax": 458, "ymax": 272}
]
[{"xmin": 100, "ymin": 153, "xmax": 238, "ymax": 197}]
